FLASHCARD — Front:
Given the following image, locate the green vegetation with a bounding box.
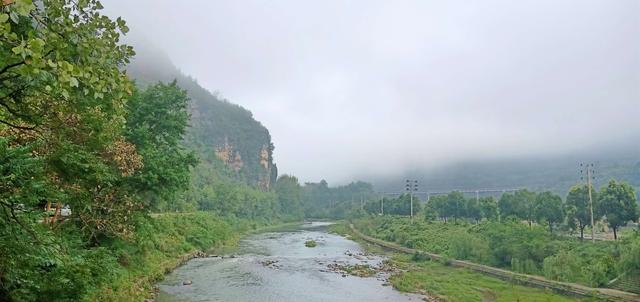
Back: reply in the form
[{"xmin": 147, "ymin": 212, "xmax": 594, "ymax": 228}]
[
  {"xmin": 335, "ymin": 264, "xmax": 376, "ymax": 277},
  {"xmin": 352, "ymin": 216, "xmax": 640, "ymax": 289},
  {"xmin": 86, "ymin": 212, "xmax": 239, "ymax": 301},
  {"xmin": 127, "ymin": 46, "xmax": 277, "ymax": 191},
  {"xmin": 304, "ymin": 240, "xmax": 317, "ymax": 248},
  {"xmin": 352, "ymin": 185, "xmax": 637, "ymax": 241},
  {"xmin": 331, "ymin": 223, "xmax": 583, "ymax": 301},
  {"xmin": 389, "ymin": 254, "xmax": 583, "ymax": 302},
  {"xmin": 303, "ymin": 180, "xmax": 376, "ymax": 218},
  {"xmin": 599, "ymin": 181, "xmax": 638, "ymax": 240},
  {"xmin": 0, "ymin": 1, "xmax": 300, "ymax": 301},
  {"xmin": 1, "ymin": 0, "xmax": 638, "ymax": 301}
]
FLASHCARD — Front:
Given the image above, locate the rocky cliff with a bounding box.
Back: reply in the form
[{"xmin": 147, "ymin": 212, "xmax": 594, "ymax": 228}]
[{"xmin": 125, "ymin": 46, "xmax": 277, "ymax": 190}]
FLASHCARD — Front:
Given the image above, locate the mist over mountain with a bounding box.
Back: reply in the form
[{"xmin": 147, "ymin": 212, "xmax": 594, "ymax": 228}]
[
  {"xmin": 125, "ymin": 41, "xmax": 277, "ymax": 190},
  {"xmin": 103, "ymin": 0, "xmax": 639, "ymax": 185},
  {"xmin": 367, "ymin": 141, "xmax": 640, "ymax": 197}
]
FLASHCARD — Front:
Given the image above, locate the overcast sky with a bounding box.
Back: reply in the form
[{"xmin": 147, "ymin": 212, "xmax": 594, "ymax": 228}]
[{"xmin": 104, "ymin": 1, "xmax": 639, "ymax": 184}]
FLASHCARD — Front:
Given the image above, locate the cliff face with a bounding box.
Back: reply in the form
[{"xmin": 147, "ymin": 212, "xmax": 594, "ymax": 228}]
[{"xmin": 125, "ymin": 46, "xmax": 277, "ymax": 190}]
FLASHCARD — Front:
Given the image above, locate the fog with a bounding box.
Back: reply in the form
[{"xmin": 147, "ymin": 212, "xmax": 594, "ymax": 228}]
[{"xmin": 103, "ymin": 1, "xmax": 640, "ymax": 184}]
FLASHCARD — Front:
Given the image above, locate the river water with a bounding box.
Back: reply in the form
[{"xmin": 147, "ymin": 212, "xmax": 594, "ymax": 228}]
[{"xmin": 156, "ymin": 222, "xmax": 422, "ymax": 302}]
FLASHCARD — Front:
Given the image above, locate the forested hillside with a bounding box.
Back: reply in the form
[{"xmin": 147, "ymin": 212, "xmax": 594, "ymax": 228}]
[
  {"xmin": 0, "ymin": 2, "xmax": 295, "ymax": 301},
  {"xmin": 125, "ymin": 45, "xmax": 277, "ymax": 192}
]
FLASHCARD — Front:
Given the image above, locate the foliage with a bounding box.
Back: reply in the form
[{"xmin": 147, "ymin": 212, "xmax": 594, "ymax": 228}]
[
  {"xmin": 535, "ymin": 191, "xmax": 564, "ymax": 233},
  {"xmin": 125, "ymin": 81, "xmax": 197, "ymax": 210},
  {"xmin": 389, "ymin": 254, "xmax": 580, "ymax": 302},
  {"xmin": 84, "ymin": 212, "xmax": 239, "ymax": 302},
  {"xmin": 353, "ymin": 216, "xmax": 638, "ymax": 287},
  {"xmin": 479, "ymin": 196, "xmax": 498, "ymax": 220},
  {"xmin": 185, "ymin": 162, "xmax": 283, "ymax": 222},
  {"xmin": 275, "ymin": 175, "xmax": 304, "ymax": 220},
  {"xmin": 598, "ymin": 180, "xmax": 638, "ymax": 240},
  {"xmin": 178, "ymin": 75, "xmax": 276, "ymax": 189},
  {"xmin": 514, "ymin": 189, "xmax": 537, "ymax": 227},
  {"xmin": 302, "ymin": 180, "xmax": 375, "ymax": 218},
  {"xmin": 498, "ymin": 192, "xmax": 520, "ymax": 221},
  {"xmin": 618, "ymin": 234, "xmax": 640, "ymax": 273},
  {"xmin": 0, "ymin": 2, "xmax": 293, "ymax": 301},
  {"xmin": 566, "ymin": 184, "xmax": 598, "ymax": 240},
  {"xmin": 1, "ymin": 0, "xmax": 134, "ymax": 131}
]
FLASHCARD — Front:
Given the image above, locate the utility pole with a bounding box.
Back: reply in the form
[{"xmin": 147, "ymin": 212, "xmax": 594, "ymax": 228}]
[
  {"xmin": 581, "ymin": 163, "xmax": 596, "ymax": 243},
  {"xmin": 405, "ymin": 179, "xmax": 418, "ymax": 222}
]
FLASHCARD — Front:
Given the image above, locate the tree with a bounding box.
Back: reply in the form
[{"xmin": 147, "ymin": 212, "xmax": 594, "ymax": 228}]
[
  {"xmin": 0, "ymin": 0, "xmax": 140, "ymax": 238},
  {"xmin": 446, "ymin": 191, "xmax": 465, "ymax": 223},
  {"xmin": 428, "ymin": 195, "xmax": 448, "ymax": 222},
  {"xmin": 565, "ymin": 184, "xmax": 598, "ymax": 240},
  {"xmin": 465, "ymin": 197, "xmax": 482, "ymax": 223},
  {"xmin": 598, "ymin": 180, "xmax": 638, "ymax": 240},
  {"xmin": 275, "ymin": 175, "xmax": 303, "ymax": 219},
  {"xmin": 498, "ymin": 192, "xmax": 519, "ymax": 221},
  {"xmin": 479, "ymin": 196, "xmax": 498, "ymax": 221},
  {"xmin": 514, "ymin": 189, "xmax": 537, "ymax": 228},
  {"xmin": 534, "ymin": 191, "xmax": 564, "ymax": 233},
  {"xmin": 125, "ymin": 82, "xmax": 197, "ymax": 210},
  {"xmin": 0, "ymin": 1, "xmax": 149, "ymax": 298},
  {"xmin": 386, "ymin": 193, "xmax": 419, "ymax": 216},
  {"xmin": 1, "ymin": 0, "xmax": 134, "ymax": 131},
  {"xmin": 422, "ymin": 201, "xmax": 438, "ymax": 221}
]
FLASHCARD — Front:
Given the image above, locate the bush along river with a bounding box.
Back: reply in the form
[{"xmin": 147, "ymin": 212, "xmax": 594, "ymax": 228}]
[{"xmin": 155, "ymin": 222, "xmax": 423, "ymax": 302}]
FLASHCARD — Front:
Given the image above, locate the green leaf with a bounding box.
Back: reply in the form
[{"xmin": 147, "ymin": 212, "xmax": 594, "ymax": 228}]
[
  {"xmin": 9, "ymin": 11, "xmax": 19, "ymax": 24},
  {"xmin": 69, "ymin": 77, "xmax": 79, "ymax": 87},
  {"xmin": 11, "ymin": 44, "xmax": 24, "ymax": 55},
  {"xmin": 14, "ymin": 0, "xmax": 35, "ymax": 16},
  {"xmin": 0, "ymin": 14, "xmax": 9, "ymax": 24},
  {"xmin": 28, "ymin": 38, "xmax": 45, "ymax": 55}
]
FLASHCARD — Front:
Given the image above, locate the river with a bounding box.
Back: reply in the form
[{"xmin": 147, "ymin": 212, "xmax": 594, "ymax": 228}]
[{"xmin": 156, "ymin": 222, "xmax": 422, "ymax": 302}]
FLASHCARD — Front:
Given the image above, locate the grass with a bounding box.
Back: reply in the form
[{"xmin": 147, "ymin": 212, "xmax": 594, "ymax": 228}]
[
  {"xmin": 389, "ymin": 254, "xmax": 589, "ymax": 302},
  {"xmin": 305, "ymin": 240, "xmax": 317, "ymax": 247},
  {"xmin": 331, "ymin": 222, "xmax": 591, "ymax": 302},
  {"xmin": 351, "ymin": 216, "xmax": 635, "ymax": 287},
  {"xmin": 84, "ymin": 212, "xmax": 295, "ymax": 302}
]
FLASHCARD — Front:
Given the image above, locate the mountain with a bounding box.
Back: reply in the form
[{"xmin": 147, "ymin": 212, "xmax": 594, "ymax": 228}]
[
  {"xmin": 125, "ymin": 45, "xmax": 277, "ymax": 190},
  {"xmin": 369, "ymin": 143, "xmax": 640, "ymax": 199}
]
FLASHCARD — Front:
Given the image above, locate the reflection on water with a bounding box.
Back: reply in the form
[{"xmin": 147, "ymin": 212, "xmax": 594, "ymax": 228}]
[{"xmin": 157, "ymin": 222, "xmax": 421, "ymax": 302}]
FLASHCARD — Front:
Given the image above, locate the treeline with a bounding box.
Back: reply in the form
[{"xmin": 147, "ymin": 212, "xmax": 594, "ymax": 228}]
[
  {"xmin": 302, "ymin": 180, "xmax": 375, "ymax": 218},
  {"xmin": 360, "ymin": 181, "xmax": 638, "ymax": 239},
  {"xmin": 185, "ymin": 172, "xmax": 306, "ymax": 222}
]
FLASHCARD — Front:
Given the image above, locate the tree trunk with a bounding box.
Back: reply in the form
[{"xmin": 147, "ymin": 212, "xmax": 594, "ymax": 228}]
[
  {"xmin": 548, "ymin": 221, "xmax": 553, "ymax": 234},
  {"xmin": 528, "ymin": 220, "xmax": 532, "ymax": 229},
  {"xmin": 580, "ymin": 224, "xmax": 585, "ymax": 240},
  {"xmin": 613, "ymin": 227, "xmax": 618, "ymax": 240}
]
